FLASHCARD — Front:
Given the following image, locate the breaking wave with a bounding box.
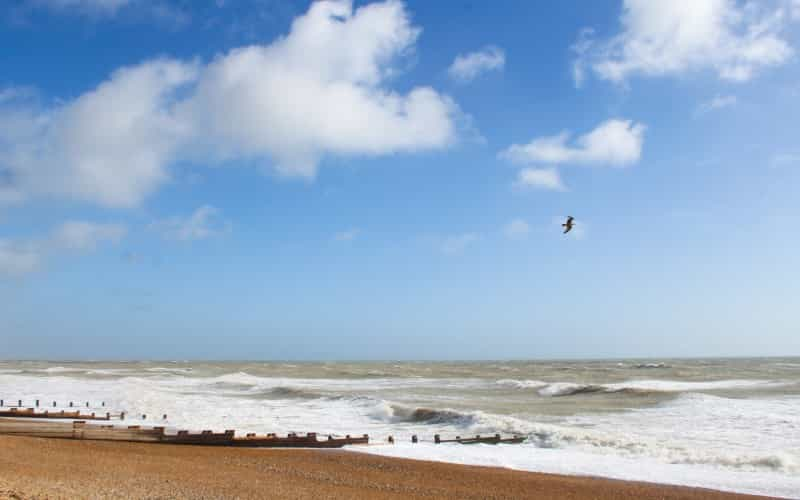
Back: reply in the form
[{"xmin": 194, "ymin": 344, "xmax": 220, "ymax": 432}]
[{"xmin": 496, "ymin": 378, "xmax": 788, "ymax": 397}]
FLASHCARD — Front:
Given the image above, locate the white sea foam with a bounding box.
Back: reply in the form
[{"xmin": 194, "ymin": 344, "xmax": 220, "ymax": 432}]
[
  {"xmin": 496, "ymin": 379, "xmax": 548, "ymax": 389},
  {"xmin": 497, "ymin": 378, "xmax": 789, "ymax": 397},
  {"xmin": 1, "ymin": 364, "xmax": 798, "ymax": 498}
]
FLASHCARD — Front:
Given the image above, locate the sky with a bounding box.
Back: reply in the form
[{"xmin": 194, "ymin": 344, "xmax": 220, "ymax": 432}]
[{"xmin": 1, "ymin": 0, "xmax": 799, "ymax": 360}]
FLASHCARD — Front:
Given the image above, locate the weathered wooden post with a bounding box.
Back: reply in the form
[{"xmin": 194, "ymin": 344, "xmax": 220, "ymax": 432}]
[
  {"xmin": 18, "ymin": 399, "xmax": 22, "ymax": 407},
  {"xmin": 387, "ymin": 435, "xmax": 394, "ymax": 444},
  {"xmin": 53, "ymin": 401, "xmax": 56, "ymax": 407},
  {"xmin": 142, "ymin": 414, "xmax": 146, "ymax": 420},
  {"xmin": 69, "ymin": 402, "xmax": 73, "ymax": 408},
  {"xmin": 411, "ymin": 435, "xmax": 418, "ymax": 443},
  {"xmin": 434, "ymin": 434, "xmax": 440, "ymax": 444},
  {"xmin": 35, "ymin": 400, "xmax": 39, "ymax": 407},
  {"xmin": 106, "ymin": 412, "xmax": 111, "ymax": 419},
  {"xmin": 162, "ymin": 414, "xmax": 167, "ymax": 420},
  {"xmin": 1, "ymin": 400, "xmax": 4, "ymax": 407},
  {"xmin": 86, "ymin": 402, "xmax": 89, "ymax": 408},
  {"xmin": 120, "ymin": 411, "xmax": 126, "ymax": 420},
  {"xmin": 101, "ymin": 402, "xmax": 105, "ymax": 407}
]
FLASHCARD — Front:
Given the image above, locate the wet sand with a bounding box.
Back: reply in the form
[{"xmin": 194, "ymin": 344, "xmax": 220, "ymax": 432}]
[{"xmin": 0, "ymin": 436, "xmax": 775, "ymax": 499}]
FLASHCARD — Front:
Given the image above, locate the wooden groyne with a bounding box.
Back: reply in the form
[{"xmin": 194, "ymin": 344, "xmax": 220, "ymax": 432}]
[
  {"xmin": 0, "ymin": 398, "xmax": 527, "ymax": 448},
  {"xmin": 0, "ymin": 419, "xmax": 369, "ymax": 448},
  {"xmin": 433, "ymin": 433, "xmax": 525, "ymax": 445},
  {"xmin": 0, "ymin": 408, "xmax": 112, "ymax": 421}
]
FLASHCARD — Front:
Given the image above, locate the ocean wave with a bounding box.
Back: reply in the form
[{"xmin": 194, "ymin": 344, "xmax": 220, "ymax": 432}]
[
  {"xmin": 496, "ymin": 378, "xmax": 788, "ymax": 397},
  {"xmin": 496, "ymin": 379, "xmax": 548, "ymax": 389},
  {"xmin": 367, "ymin": 402, "xmax": 480, "ymax": 426},
  {"xmin": 248, "ymin": 386, "xmax": 328, "ymax": 400},
  {"xmin": 145, "ymin": 367, "xmax": 193, "ymax": 374}
]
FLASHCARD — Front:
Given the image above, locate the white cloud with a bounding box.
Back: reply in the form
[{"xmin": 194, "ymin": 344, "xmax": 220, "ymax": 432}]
[
  {"xmin": 150, "ymin": 205, "xmax": 231, "ymax": 241},
  {"xmin": 334, "ymin": 228, "xmax": 360, "ymax": 241},
  {"xmin": 0, "ymin": 0, "xmax": 459, "ymax": 208},
  {"xmin": 793, "ymin": 0, "xmax": 800, "ymax": 20},
  {"xmin": 501, "ymin": 119, "xmax": 645, "ymax": 167},
  {"xmin": 514, "ymin": 168, "xmax": 565, "ymax": 191},
  {"xmin": 575, "ymin": 0, "xmax": 794, "ymax": 85},
  {"xmin": 0, "ymin": 220, "xmax": 126, "ymax": 277},
  {"xmin": 441, "ymin": 232, "xmax": 478, "ymax": 255},
  {"xmin": 504, "ymin": 218, "xmax": 530, "ymax": 239},
  {"xmin": 696, "ymin": 94, "xmax": 738, "ymax": 115},
  {"xmin": 52, "ymin": 221, "xmax": 126, "ymax": 250},
  {"xmin": 0, "ymin": 60, "xmax": 198, "ymax": 208},
  {"xmin": 448, "ymin": 45, "xmax": 505, "ymax": 83}
]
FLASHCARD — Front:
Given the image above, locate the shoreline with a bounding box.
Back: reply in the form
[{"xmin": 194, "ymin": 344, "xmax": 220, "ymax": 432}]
[{"xmin": 0, "ymin": 436, "xmax": 776, "ymax": 499}]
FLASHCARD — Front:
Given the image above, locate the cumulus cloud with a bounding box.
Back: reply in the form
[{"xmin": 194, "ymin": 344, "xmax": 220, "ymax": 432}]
[
  {"xmin": 0, "ymin": 0, "xmax": 459, "ymax": 208},
  {"xmin": 504, "ymin": 218, "xmax": 530, "ymax": 239},
  {"xmin": 150, "ymin": 205, "xmax": 231, "ymax": 241},
  {"xmin": 448, "ymin": 45, "xmax": 505, "ymax": 83},
  {"xmin": 696, "ymin": 94, "xmax": 738, "ymax": 115},
  {"xmin": 501, "ymin": 119, "xmax": 645, "ymax": 167},
  {"xmin": 574, "ymin": 0, "xmax": 794, "ymax": 85},
  {"xmin": 0, "ymin": 61, "xmax": 198, "ymax": 207},
  {"xmin": 0, "ymin": 220, "xmax": 126, "ymax": 277},
  {"xmin": 441, "ymin": 232, "xmax": 479, "ymax": 255},
  {"xmin": 514, "ymin": 168, "xmax": 566, "ymax": 191}
]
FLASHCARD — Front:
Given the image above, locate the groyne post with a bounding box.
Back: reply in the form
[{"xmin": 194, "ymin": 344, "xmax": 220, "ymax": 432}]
[{"xmin": 411, "ymin": 435, "xmax": 418, "ymax": 443}]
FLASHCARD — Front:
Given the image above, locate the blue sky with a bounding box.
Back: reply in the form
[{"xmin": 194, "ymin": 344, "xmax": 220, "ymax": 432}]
[{"xmin": 1, "ymin": 0, "xmax": 799, "ymax": 360}]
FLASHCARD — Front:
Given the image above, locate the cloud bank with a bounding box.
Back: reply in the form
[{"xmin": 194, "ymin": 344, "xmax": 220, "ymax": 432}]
[{"xmin": 0, "ymin": 0, "xmax": 459, "ymax": 208}]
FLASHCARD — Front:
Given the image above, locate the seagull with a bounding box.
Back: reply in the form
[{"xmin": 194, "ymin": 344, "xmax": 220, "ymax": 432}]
[{"xmin": 562, "ymin": 216, "xmax": 575, "ymax": 234}]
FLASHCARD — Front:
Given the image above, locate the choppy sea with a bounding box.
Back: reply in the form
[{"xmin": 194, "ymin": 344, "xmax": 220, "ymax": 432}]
[{"xmin": 1, "ymin": 358, "xmax": 798, "ymax": 498}]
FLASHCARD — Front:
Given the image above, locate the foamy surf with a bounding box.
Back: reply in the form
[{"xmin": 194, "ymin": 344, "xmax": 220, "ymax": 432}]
[{"xmin": 0, "ymin": 359, "xmax": 798, "ymax": 498}]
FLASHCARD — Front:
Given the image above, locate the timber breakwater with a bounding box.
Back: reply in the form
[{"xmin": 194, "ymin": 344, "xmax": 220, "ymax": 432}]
[{"xmin": 0, "ymin": 398, "xmax": 524, "ymax": 449}]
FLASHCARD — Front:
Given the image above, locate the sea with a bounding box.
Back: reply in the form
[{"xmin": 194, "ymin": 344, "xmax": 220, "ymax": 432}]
[{"xmin": 0, "ymin": 358, "xmax": 798, "ymax": 498}]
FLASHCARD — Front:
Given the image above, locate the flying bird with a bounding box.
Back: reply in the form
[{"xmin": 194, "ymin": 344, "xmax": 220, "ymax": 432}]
[{"xmin": 562, "ymin": 216, "xmax": 574, "ymax": 234}]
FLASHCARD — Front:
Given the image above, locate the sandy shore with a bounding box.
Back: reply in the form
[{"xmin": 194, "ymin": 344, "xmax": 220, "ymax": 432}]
[{"xmin": 0, "ymin": 436, "xmax": 775, "ymax": 499}]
